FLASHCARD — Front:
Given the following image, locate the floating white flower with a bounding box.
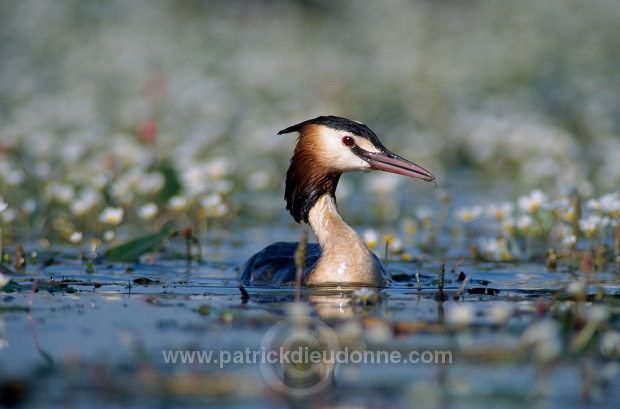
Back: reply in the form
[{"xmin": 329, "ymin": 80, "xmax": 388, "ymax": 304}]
[
  {"xmin": 585, "ymin": 305, "xmax": 610, "ymax": 325},
  {"xmin": 454, "ymin": 205, "xmax": 483, "ymax": 223},
  {"xmin": 168, "ymin": 195, "xmax": 188, "ymax": 211},
  {"xmin": 22, "ymin": 199, "xmax": 37, "ymax": 215},
  {"xmin": 601, "ymin": 331, "xmax": 620, "ymax": 357},
  {"xmin": 562, "ymin": 205, "xmax": 578, "ymax": 223},
  {"xmin": 0, "ymin": 197, "xmax": 7, "ymax": 213},
  {"xmin": 478, "ymin": 237, "xmax": 510, "ymax": 261},
  {"xmin": 501, "ymin": 217, "xmax": 516, "ymax": 235},
  {"xmin": 138, "ymin": 203, "xmax": 158, "ymax": 220},
  {"xmin": 587, "ymin": 192, "xmax": 620, "ymax": 217},
  {"xmin": 445, "ymin": 303, "xmax": 474, "ymax": 327},
  {"xmin": 47, "ymin": 182, "xmax": 75, "ymax": 204},
  {"xmin": 562, "ymin": 234, "xmax": 577, "ymax": 248},
  {"xmin": 103, "ymin": 230, "xmax": 115, "ymax": 242},
  {"xmin": 201, "ymin": 193, "xmax": 229, "ymax": 217},
  {"xmin": 136, "ymin": 171, "xmax": 165, "ymax": 195},
  {"xmin": 69, "ymin": 231, "xmax": 83, "ymax": 243},
  {"xmin": 389, "ymin": 237, "xmax": 404, "ymax": 253},
  {"xmin": 415, "ymin": 206, "xmax": 433, "ymax": 221},
  {"xmin": 70, "ymin": 189, "xmax": 102, "ymax": 216},
  {"xmin": 5, "ymin": 169, "xmax": 25, "ymax": 186},
  {"xmin": 518, "ymin": 189, "xmax": 547, "ymax": 213},
  {"xmin": 0, "ymin": 209, "xmax": 17, "ymax": 223},
  {"xmin": 520, "ymin": 320, "xmax": 561, "ymax": 361},
  {"xmin": 99, "ymin": 207, "xmax": 124, "ymax": 225},
  {"xmin": 516, "ymin": 214, "xmax": 533, "ymax": 232},
  {"xmin": 363, "ymin": 229, "xmax": 378, "ymax": 249},
  {"xmin": 487, "ymin": 304, "xmax": 512, "ymax": 325},
  {"xmin": 205, "ymin": 157, "xmax": 232, "ymax": 180},
  {"xmin": 486, "ymin": 202, "xmax": 513, "ymax": 221},
  {"xmin": 546, "ymin": 197, "xmax": 569, "ymax": 216},
  {"xmin": 578, "ymin": 214, "xmax": 609, "ymax": 237},
  {"xmin": 0, "ymin": 273, "xmax": 10, "ymax": 290}
]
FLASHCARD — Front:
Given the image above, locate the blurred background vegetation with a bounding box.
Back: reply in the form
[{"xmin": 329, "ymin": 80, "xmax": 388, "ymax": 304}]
[{"xmin": 1, "ymin": 0, "xmax": 619, "ymax": 245}]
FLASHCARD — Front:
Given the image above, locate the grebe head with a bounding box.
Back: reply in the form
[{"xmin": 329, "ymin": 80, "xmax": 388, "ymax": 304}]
[{"xmin": 280, "ymin": 116, "xmax": 434, "ymax": 223}]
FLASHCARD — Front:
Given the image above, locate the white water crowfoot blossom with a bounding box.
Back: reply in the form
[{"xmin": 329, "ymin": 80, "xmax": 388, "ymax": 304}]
[
  {"xmin": 455, "ymin": 205, "xmax": 483, "ymax": 223},
  {"xmin": 454, "ymin": 205, "xmax": 483, "ymax": 248},
  {"xmin": 578, "ymin": 214, "xmax": 610, "ymax": 239},
  {"xmin": 138, "ymin": 203, "xmax": 159, "ymax": 221},
  {"xmin": 363, "ymin": 229, "xmax": 379, "ymax": 250},
  {"xmin": 518, "ymin": 190, "xmax": 547, "ymax": 214},
  {"xmin": 69, "ymin": 231, "xmax": 83, "ymax": 244},
  {"xmin": 586, "ymin": 192, "xmax": 620, "ymax": 217},
  {"xmin": 486, "ymin": 202, "xmax": 514, "ymax": 223},
  {"xmin": 477, "ymin": 237, "xmax": 511, "ymax": 261},
  {"xmin": 168, "ymin": 196, "xmax": 188, "ymax": 212},
  {"xmin": 200, "ymin": 193, "xmax": 229, "ymax": 218},
  {"xmin": 99, "ymin": 207, "xmax": 124, "ymax": 226}
]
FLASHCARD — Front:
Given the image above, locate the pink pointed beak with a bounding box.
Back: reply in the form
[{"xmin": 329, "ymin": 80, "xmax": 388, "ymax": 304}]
[{"xmin": 360, "ymin": 150, "xmax": 435, "ymax": 182}]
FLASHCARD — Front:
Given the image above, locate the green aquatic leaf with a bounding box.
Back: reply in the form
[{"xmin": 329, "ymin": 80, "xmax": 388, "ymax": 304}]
[
  {"xmin": 105, "ymin": 226, "xmax": 172, "ymax": 262},
  {"xmin": 157, "ymin": 160, "xmax": 182, "ymax": 202},
  {"xmin": 1, "ymin": 280, "xmax": 76, "ymax": 294}
]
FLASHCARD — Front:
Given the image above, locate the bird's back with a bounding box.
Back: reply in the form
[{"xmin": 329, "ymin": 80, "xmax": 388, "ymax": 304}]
[{"xmin": 239, "ymin": 242, "xmax": 321, "ymax": 286}]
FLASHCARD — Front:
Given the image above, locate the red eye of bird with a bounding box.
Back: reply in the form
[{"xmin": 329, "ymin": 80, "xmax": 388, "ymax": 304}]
[{"xmin": 342, "ymin": 136, "xmax": 355, "ymax": 146}]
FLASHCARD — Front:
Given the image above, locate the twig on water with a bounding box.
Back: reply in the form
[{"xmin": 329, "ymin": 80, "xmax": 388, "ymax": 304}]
[
  {"xmin": 181, "ymin": 226, "xmax": 202, "ymax": 265},
  {"xmin": 294, "ymin": 229, "xmax": 308, "ymax": 302},
  {"xmin": 438, "ymin": 263, "xmax": 445, "ymax": 301},
  {"xmin": 453, "ymin": 275, "xmax": 470, "ymax": 300},
  {"xmin": 238, "ymin": 283, "xmax": 250, "ymax": 303},
  {"xmin": 450, "ymin": 258, "xmax": 465, "ymax": 275},
  {"xmin": 415, "ymin": 270, "xmax": 422, "ymax": 293},
  {"xmin": 27, "ymin": 268, "xmax": 41, "ymax": 310},
  {"xmin": 27, "ymin": 312, "xmax": 53, "ymax": 365},
  {"xmin": 384, "ymin": 236, "xmax": 393, "ymax": 268}
]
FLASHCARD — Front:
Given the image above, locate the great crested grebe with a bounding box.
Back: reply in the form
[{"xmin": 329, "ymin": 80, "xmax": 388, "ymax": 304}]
[{"xmin": 240, "ymin": 116, "xmax": 434, "ymax": 287}]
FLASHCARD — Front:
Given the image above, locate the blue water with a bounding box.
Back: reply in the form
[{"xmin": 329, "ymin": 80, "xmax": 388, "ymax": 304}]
[{"xmin": 1, "ymin": 238, "xmax": 619, "ymax": 408}]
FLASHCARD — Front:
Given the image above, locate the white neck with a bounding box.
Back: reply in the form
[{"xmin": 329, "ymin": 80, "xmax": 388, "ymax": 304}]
[{"xmin": 304, "ymin": 195, "xmax": 387, "ymax": 286}]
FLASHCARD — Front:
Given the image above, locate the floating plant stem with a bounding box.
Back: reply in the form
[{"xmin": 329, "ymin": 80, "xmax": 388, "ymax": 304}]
[
  {"xmin": 14, "ymin": 245, "xmax": 26, "ymax": 273},
  {"xmin": 570, "ymin": 319, "xmax": 598, "ymax": 353},
  {"xmin": 185, "ymin": 227, "xmax": 192, "ymax": 264},
  {"xmin": 438, "ymin": 263, "xmax": 445, "ymax": 301},
  {"xmin": 27, "ymin": 312, "xmax": 53, "ymax": 366},
  {"xmin": 384, "ymin": 236, "xmax": 393, "ymax": 267},
  {"xmin": 571, "ymin": 194, "xmax": 582, "ymax": 244},
  {"xmin": 450, "ymin": 258, "xmax": 465, "ymax": 274},
  {"xmin": 613, "ymin": 225, "xmax": 620, "ymax": 264},
  {"xmin": 453, "ymin": 274, "xmax": 470, "ymax": 300},
  {"xmin": 27, "ymin": 268, "xmax": 40, "ymax": 309},
  {"xmin": 294, "ymin": 229, "xmax": 307, "ymax": 302},
  {"xmin": 415, "ymin": 270, "xmax": 421, "ymax": 293},
  {"xmin": 238, "ymin": 283, "xmax": 249, "ymax": 303},
  {"xmin": 182, "ymin": 226, "xmax": 201, "ymax": 264}
]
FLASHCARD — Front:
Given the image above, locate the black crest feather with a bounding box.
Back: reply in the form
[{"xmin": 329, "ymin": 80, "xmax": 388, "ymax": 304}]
[{"xmin": 278, "ymin": 115, "xmax": 386, "ymax": 151}]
